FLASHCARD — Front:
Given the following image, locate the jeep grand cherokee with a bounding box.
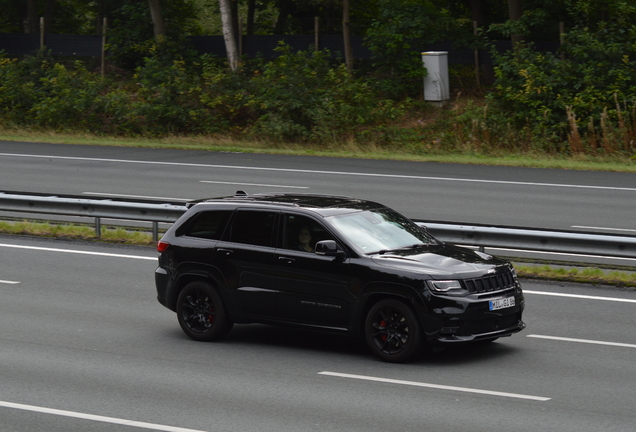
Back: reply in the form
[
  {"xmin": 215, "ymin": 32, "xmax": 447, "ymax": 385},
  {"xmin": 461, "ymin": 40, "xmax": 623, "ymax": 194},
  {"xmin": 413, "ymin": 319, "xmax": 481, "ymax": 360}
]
[{"xmin": 155, "ymin": 192, "xmax": 525, "ymax": 362}]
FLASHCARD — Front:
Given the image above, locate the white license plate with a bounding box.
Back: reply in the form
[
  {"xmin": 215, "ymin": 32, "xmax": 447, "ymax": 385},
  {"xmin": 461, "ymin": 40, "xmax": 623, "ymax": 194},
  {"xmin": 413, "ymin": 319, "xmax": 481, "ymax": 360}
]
[{"xmin": 489, "ymin": 297, "xmax": 515, "ymax": 311}]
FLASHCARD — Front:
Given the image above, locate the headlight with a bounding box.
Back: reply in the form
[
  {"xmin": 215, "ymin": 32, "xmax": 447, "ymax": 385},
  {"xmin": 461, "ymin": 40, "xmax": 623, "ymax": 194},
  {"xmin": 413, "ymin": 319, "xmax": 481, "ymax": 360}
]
[{"xmin": 426, "ymin": 280, "xmax": 468, "ymax": 297}]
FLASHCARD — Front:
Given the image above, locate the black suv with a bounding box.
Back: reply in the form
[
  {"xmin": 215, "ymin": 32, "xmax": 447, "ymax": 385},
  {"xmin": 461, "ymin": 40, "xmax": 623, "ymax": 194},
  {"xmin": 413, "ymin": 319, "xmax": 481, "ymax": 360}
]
[{"xmin": 155, "ymin": 192, "xmax": 525, "ymax": 362}]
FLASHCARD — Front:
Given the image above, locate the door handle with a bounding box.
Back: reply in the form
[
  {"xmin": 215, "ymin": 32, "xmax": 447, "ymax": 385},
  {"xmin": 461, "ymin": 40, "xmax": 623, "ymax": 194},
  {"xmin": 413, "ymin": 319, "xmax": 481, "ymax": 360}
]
[
  {"xmin": 217, "ymin": 248, "xmax": 233, "ymax": 256},
  {"xmin": 278, "ymin": 256, "xmax": 295, "ymax": 264}
]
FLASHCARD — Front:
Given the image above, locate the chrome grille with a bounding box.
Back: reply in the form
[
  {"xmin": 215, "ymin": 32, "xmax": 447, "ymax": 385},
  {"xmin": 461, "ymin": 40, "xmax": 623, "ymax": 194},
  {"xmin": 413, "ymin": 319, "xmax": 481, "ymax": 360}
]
[{"xmin": 462, "ymin": 270, "xmax": 515, "ymax": 293}]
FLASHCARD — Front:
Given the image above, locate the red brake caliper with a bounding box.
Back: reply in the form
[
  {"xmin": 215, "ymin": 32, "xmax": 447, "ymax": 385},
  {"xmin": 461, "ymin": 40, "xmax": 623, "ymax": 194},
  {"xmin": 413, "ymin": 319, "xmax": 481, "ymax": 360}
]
[{"xmin": 380, "ymin": 319, "xmax": 387, "ymax": 341}]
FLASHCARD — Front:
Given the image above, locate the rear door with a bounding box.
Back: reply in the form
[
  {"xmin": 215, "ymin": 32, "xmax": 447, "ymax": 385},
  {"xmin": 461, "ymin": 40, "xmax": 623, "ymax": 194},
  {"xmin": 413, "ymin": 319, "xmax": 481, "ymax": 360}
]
[{"xmin": 213, "ymin": 209, "xmax": 281, "ymax": 318}]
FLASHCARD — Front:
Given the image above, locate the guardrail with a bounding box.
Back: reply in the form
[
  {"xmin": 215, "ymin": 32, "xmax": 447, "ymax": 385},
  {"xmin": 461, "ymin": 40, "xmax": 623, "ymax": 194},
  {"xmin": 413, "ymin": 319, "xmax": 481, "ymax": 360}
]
[
  {"xmin": 413, "ymin": 221, "xmax": 636, "ymax": 260},
  {"xmin": 1, "ymin": 191, "xmax": 636, "ymax": 260},
  {"xmin": 0, "ymin": 191, "xmax": 185, "ymax": 241}
]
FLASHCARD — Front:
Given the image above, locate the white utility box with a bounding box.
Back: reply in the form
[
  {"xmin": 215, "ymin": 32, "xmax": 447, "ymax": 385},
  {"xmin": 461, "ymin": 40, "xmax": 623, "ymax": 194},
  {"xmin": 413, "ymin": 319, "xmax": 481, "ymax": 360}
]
[{"xmin": 421, "ymin": 51, "xmax": 449, "ymax": 102}]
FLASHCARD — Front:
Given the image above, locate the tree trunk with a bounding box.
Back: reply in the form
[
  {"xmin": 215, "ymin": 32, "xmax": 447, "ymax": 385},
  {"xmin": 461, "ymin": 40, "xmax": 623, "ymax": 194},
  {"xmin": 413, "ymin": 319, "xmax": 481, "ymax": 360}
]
[
  {"xmin": 148, "ymin": 0, "xmax": 166, "ymax": 40},
  {"xmin": 274, "ymin": 0, "xmax": 293, "ymax": 34},
  {"xmin": 219, "ymin": 0, "xmax": 239, "ymax": 72},
  {"xmin": 343, "ymin": 0, "xmax": 353, "ymax": 73},
  {"xmin": 507, "ymin": 0, "xmax": 523, "ymax": 49},
  {"xmin": 24, "ymin": 0, "xmax": 38, "ymax": 34}
]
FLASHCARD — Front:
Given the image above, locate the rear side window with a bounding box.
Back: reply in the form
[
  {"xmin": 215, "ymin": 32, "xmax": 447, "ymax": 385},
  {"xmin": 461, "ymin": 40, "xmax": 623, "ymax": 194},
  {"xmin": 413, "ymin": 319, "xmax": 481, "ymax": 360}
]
[
  {"xmin": 226, "ymin": 210, "xmax": 277, "ymax": 247},
  {"xmin": 181, "ymin": 210, "xmax": 232, "ymax": 240}
]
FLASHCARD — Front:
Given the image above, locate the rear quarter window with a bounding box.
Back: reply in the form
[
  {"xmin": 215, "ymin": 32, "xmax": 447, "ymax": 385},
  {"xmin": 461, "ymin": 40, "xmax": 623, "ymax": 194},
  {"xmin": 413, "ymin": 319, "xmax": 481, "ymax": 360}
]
[{"xmin": 179, "ymin": 210, "xmax": 232, "ymax": 240}]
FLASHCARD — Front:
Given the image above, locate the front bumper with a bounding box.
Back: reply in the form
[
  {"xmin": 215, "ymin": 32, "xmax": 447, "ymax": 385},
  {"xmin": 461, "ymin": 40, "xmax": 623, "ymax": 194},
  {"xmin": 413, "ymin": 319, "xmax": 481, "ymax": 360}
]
[
  {"xmin": 436, "ymin": 315, "xmax": 526, "ymax": 342},
  {"xmin": 422, "ymin": 285, "xmax": 526, "ymax": 344}
]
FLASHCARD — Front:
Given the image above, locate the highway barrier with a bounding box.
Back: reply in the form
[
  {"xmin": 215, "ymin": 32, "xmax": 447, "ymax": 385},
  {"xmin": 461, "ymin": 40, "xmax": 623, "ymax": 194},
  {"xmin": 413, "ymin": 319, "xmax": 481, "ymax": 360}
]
[{"xmin": 1, "ymin": 191, "xmax": 635, "ymax": 259}]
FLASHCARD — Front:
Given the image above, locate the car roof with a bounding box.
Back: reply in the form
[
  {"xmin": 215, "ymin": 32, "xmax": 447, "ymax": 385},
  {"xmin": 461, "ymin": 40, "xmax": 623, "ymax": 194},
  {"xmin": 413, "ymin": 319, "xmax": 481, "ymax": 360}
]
[{"xmin": 187, "ymin": 191, "xmax": 386, "ymax": 215}]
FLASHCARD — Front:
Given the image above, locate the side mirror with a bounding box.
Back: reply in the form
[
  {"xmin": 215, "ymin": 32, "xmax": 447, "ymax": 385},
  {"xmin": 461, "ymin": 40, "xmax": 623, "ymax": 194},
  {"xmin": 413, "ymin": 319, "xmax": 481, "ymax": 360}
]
[{"xmin": 315, "ymin": 240, "xmax": 344, "ymax": 257}]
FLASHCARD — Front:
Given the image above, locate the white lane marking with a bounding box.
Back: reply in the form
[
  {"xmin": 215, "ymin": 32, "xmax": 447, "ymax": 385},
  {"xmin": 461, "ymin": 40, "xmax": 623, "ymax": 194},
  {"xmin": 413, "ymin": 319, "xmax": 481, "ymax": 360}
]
[
  {"xmin": 83, "ymin": 192, "xmax": 191, "ymax": 202},
  {"xmin": 0, "ymin": 400, "xmax": 207, "ymax": 432},
  {"xmin": 0, "ymin": 280, "xmax": 20, "ymax": 284},
  {"xmin": 571, "ymin": 225, "xmax": 636, "ymax": 233},
  {"xmin": 528, "ymin": 335, "xmax": 636, "ymax": 349},
  {"xmin": 200, "ymin": 180, "xmax": 309, "ymax": 189},
  {"xmin": 524, "ymin": 290, "xmax": 636, "ymax": 304},
  {"xmin": 318, "ymin": 371, "xmax": 551, "ymax": 401},
  {"xmin": 1, "ymin": 152, "xmax": 634, "ymax": 192},
  {"xmin": 0, "ymin": 243, "xmax": 156, "ymax": 260}
]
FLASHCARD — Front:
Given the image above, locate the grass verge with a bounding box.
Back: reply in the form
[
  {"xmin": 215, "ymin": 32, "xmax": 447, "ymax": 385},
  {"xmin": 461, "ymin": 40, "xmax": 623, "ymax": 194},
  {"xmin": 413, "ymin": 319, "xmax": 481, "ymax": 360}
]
[
  {"xmin": 514, "ymin": 264, "xmax": 636, "ymax": 288},
  {"xmin": 0, "ymin": 220, "xmax": 156, "ymax": 246},
  {"xmin": 1, "ymin": 128, "xmax": 636, "ymax": 172}
]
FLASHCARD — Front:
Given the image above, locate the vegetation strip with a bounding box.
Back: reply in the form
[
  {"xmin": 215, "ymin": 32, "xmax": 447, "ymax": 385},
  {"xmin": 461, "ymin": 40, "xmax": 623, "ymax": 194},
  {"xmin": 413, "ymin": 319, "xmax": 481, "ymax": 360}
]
[{"xmin": 1, "ymin": 132, "xmax": 635, "ymax": 173}]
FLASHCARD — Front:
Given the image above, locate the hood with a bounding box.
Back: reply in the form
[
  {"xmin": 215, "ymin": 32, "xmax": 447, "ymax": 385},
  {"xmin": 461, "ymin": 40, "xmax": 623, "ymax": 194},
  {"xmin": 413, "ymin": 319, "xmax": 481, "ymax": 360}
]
[{"xmin": 370, "ymin": 244, "xmax": 507, "ymax": 278}]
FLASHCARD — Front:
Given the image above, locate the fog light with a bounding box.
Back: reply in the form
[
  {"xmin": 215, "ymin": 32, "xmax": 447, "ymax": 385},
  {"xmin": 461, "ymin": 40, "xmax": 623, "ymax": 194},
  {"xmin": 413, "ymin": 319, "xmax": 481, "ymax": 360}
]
[{"xmin": 440, "ymin": 326, "xmax": 460, "ymax": 335}]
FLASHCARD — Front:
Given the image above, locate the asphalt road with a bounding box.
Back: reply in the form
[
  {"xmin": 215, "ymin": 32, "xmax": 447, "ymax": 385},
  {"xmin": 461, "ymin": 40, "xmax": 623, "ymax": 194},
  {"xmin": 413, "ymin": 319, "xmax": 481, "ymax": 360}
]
[
  {"xmin": 1, "ymin": 235, "xmax": 636, "ymax": 432},
  {"xmin": 1, "ymin": 141, "xmax": 636, "ymax": 235}
]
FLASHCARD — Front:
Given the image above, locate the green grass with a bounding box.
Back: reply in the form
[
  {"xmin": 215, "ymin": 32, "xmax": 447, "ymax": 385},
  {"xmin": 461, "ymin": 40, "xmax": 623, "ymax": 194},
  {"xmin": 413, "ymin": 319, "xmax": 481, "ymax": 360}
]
[
  {"xmin": 0, "ymin": 220, "xmax": 156, "ymax": 246},
  {"xmin": 1, "ymin": 128, "xmax": 636, "ymax": 173},
  {"xmin": 514, "ymin": 264, "xmax": 636, "ymax": 288}
]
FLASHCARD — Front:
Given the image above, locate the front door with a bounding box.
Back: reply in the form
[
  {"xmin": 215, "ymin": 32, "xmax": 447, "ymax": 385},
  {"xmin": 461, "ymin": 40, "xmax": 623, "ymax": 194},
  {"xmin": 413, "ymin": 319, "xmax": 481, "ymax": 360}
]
[{"xmin": 274, "ymin": 213, "xmax": 353, "ymax": 328}]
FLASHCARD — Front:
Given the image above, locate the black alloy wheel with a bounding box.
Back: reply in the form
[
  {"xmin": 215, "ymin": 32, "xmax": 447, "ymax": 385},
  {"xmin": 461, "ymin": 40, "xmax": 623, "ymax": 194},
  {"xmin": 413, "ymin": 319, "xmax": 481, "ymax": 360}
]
[
  {"xmin": 365, "ymin": 299, "xmax": 422, "ymax": 363},
  {"xmin": 176, "ymin": 281, "xmax": 233, "ymax": 341}
]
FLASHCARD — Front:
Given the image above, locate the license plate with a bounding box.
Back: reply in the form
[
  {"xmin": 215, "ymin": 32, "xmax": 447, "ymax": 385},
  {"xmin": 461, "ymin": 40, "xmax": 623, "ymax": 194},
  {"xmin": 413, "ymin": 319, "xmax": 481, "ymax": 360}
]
[{"xmin": 489, "ymin": 297, "xmax": 515, "ymax": 311}]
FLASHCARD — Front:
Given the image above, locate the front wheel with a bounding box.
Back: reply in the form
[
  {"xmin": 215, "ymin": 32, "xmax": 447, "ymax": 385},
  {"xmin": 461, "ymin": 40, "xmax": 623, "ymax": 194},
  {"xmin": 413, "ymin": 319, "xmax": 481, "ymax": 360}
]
[
  {"xmin": 365, "ymin": 299, "xmax": 422, "ymax": 363},
  {"xmin": 176, "ymin": 281, "xmax": 233, "ymax": 341}
]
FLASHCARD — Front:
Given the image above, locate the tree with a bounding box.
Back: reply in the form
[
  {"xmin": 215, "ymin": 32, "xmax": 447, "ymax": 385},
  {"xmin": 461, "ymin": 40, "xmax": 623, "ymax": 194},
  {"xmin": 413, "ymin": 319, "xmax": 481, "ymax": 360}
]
[
  {"xmin": 148, "ymin": 0, "xmax": 166, "ymax": 40},
  {"xmin": 25, "ymin": 0, "xmax": 38, "ymax": 33},
  {"xmin": 507, "ymin": 0, "xmax": 523, "ymax": 49},
  {"xmin": 343, "ymin": 0, "xmax": 353, "ymax": 72},
  {"xmin": 219, "ymin": 0, "xmax": 239, "ymax": 71}
]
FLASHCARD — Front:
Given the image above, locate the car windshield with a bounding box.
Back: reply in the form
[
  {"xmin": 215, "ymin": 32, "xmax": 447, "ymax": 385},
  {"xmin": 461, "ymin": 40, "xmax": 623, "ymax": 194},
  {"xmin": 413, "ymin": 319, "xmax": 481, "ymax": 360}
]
[{"xmin": 328, "ymin": 208, "xmax": 437, "ymax": 254}]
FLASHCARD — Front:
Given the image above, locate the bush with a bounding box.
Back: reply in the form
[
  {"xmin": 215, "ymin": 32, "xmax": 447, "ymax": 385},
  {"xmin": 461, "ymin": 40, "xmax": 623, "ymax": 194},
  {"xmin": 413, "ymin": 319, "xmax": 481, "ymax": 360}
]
[
  {"xmin": 364, "ymin": 0, "xmax": 467, "ymax": 99},
  {"xmin": 0, "ymin": 50, "xmax": 104, "ymax": 130},
  {"xmin": 246, "ymin": 44, "xmax": 410, "ymax": 143},
  {"xmin": 487, "ymin": 22, "xmax": 636, "ymax": 153}
]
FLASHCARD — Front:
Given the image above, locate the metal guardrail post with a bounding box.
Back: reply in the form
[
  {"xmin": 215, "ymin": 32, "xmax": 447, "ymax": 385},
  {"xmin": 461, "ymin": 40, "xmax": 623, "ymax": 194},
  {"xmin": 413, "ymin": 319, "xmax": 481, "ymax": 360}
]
[{"xmin": 95, "ymin": 217, "xmax": 101, "ymax": 237}]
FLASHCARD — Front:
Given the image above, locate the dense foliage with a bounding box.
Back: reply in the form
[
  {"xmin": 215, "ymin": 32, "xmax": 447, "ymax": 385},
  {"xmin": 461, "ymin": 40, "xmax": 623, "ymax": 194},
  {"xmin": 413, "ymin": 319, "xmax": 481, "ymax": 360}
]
[
  {"xmin": 0, "ymin": 0, "xmax": 635, "ymax": 156},
  {"xmin": 486, "ymin": 1, "xmax": 636, "ymax": 153},
  {"xmin": 0, "ymin": 46, "xmax": 409, "ymax": 143}
]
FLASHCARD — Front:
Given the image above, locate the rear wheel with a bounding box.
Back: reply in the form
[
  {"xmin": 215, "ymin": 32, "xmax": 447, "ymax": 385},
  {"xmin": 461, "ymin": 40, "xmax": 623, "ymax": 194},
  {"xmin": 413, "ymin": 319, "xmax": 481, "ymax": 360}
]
[
  {"xmin": 176, "ymin": 281, "xmax": 233, "ymax": 341},
  {"xmin": 365, "ymin": 299, "xmax": 422, "ymax": 363}
]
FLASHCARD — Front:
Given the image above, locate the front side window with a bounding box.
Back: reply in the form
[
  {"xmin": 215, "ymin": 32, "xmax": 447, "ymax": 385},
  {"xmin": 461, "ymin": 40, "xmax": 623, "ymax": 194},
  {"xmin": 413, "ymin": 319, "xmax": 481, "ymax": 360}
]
[
  {"xmin": 281, "ymin": 214, "xmax": 332, "ymax": 253},
  {"xmin": 328, "ymin": 208, "xmax": 437, "ymax": 254},
  {"xmin": 227, "ymin": 210, "xmax": 277, "ymax": 247}
]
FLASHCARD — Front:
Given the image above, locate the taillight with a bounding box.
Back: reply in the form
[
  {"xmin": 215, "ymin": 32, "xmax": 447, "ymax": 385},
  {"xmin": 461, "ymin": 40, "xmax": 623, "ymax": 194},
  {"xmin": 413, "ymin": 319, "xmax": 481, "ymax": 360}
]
[{"xmin": 157, "ymin": 241, "xmax": 170, "ymax": 253}]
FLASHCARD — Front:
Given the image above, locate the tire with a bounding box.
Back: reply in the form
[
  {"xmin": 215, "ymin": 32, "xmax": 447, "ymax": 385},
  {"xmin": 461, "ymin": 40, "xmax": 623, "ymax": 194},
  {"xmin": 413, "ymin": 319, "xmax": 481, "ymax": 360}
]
[
  {"xmin": 176, "ymin": 281, "xmax": 233, "ymax": 342},
  {"xmin": 365, "ymin": 299, "xmax": 423, "ymax": 363}
]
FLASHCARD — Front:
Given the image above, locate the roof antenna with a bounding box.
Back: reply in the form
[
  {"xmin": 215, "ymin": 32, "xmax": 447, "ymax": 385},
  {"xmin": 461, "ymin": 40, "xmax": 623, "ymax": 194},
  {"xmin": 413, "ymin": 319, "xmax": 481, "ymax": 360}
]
[{"xmin": 235, "ymin": 190, "xmax": 248, "ymax": 197}]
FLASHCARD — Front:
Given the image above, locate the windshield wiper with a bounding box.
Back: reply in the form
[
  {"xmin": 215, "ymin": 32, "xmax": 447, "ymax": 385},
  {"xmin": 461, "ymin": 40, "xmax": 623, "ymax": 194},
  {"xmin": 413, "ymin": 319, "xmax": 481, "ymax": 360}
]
[{"xmin": 374, "ymin": 244, "xmax": 429, "ymax": 255}]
